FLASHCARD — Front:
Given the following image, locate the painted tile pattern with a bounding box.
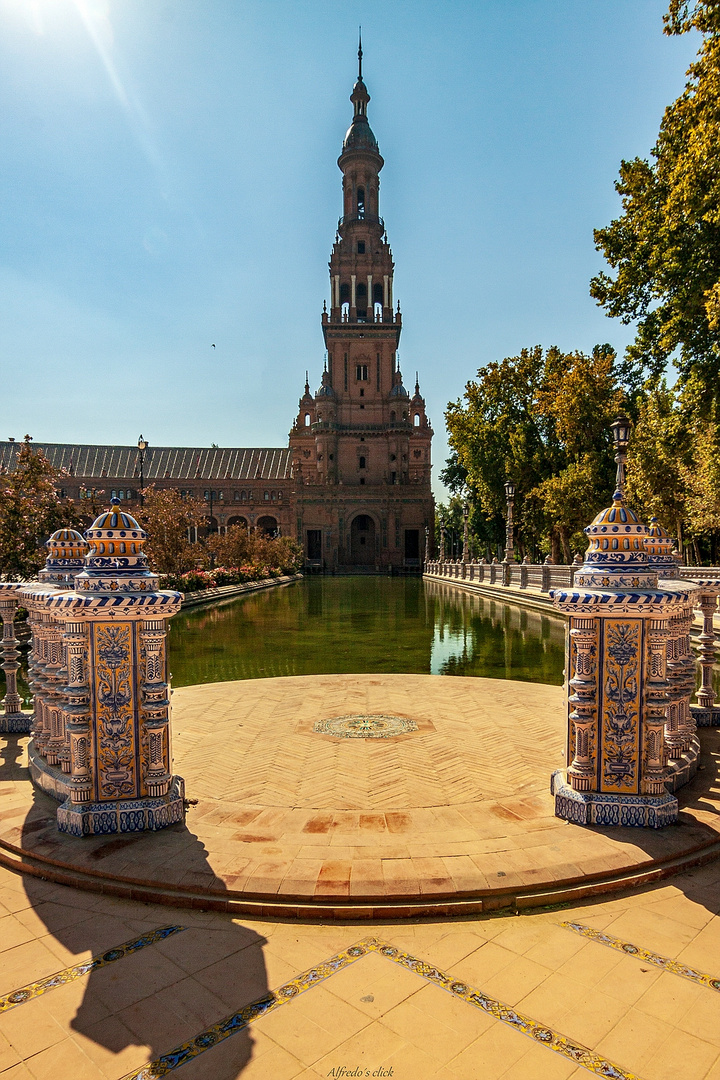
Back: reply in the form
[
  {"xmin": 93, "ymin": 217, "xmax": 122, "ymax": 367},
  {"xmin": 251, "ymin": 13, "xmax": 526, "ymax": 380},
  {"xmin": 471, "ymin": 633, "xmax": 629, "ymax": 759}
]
[
  {"xmin": 93, "ymin": 621, "xmax": 138, "ymax": 801},
  {"xmin": 313, "ymin": 714, "xmax": 418, "ymax": 738},
  {"xmin": 122, "ymin": 936, "xmax": 642, "ymax": 1080},
  {"xmin": 562, "ymin": 921, "xmax": 720, "ymax": 991},
  {"xmin": 0, "ymin": 925, "xmax": 185, "ymax": 1013},
  {"xmin": 600, "ymin": 619, "xmax": 642, "ymax": 793}
]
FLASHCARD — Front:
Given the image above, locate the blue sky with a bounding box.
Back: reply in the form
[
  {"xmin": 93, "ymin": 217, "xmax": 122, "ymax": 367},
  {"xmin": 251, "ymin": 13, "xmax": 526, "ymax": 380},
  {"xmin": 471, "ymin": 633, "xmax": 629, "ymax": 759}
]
[{"xmin": 0, "ymin": 0, "xmax": 699, "ymax": 497}]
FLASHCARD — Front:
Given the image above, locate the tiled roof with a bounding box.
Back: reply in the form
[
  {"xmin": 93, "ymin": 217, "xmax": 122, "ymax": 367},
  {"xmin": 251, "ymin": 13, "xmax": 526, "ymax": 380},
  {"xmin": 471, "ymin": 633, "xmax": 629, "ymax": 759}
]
[{"xmin": 0, "ymin": 443, "xmax": 293, "ymax": 481}]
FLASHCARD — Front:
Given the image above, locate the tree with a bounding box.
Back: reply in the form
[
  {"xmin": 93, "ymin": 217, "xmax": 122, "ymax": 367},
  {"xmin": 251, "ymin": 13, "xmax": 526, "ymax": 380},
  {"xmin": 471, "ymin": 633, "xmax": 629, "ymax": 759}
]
[
  {"xmin": 136, "ymin": 487, "xmax": 204, "ymax": 577},
  {"xmin": 591, "ymin": 0, "xmax": 720, "ymax": 404},
  {"xmin": 445, "ymin": 345, "xmax": 627, "ymax": 560},
  {"xmin": 624, "ymin": 380, "xmax": 691, "ymax": 550},
  {"xmin": 206, "ymin": 525, "xmax": 303, "ymax": 575},
  {"xmin": 0, "ymin": 436, "xmax": 80, "ymax": 579}
]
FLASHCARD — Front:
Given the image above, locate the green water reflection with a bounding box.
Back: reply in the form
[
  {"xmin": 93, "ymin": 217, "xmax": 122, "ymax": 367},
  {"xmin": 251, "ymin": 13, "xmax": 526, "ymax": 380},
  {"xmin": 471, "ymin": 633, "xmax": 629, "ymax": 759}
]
[
  {"xmin": 4, "ymin": 577, "xmax": 720, "ymax": 697},
  {"xmin": 167, "ymin": 577, "xmax": 567, "ymax": 686}
]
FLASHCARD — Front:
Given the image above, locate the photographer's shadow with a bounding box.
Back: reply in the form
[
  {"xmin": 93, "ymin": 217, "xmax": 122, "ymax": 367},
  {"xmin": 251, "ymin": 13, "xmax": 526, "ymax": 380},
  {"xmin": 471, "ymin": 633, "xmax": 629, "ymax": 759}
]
[{"xmin": 21, "ymin": 795, "xmax": 271, "ymax": 1080}]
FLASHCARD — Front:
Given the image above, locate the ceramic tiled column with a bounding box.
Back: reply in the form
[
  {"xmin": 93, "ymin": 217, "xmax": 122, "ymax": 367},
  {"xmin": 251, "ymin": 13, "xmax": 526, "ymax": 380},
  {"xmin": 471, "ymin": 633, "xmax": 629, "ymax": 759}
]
[{"xmin": 550, "ymin": 490, "xmax": 697, "ymax": 828}]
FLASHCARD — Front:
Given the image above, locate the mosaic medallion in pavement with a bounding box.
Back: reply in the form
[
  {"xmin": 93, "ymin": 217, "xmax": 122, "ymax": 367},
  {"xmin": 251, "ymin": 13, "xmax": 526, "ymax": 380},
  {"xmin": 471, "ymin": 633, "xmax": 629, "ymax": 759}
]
[{"xmin": 313, "ymin": 714, "xmax": 418, "ymax": 739}]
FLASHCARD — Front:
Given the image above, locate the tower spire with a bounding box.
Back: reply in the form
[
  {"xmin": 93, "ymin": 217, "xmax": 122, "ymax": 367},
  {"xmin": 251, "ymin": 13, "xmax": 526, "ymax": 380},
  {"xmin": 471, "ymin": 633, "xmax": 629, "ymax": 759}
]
[{"xmin": 358, "ymin": 27, "xmax": 363, "ymax": 80}]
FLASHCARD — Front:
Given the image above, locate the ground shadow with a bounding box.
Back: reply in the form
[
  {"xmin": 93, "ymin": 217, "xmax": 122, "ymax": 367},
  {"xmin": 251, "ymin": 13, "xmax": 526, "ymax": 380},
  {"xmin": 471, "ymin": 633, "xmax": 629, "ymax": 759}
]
[
  {"xmin": 20, "ymin": 789, "xmax": 271, "ymax": 1080},
  {"xmin": 0, "ymin": 732, "xmax": 29, "ymax": 781}
]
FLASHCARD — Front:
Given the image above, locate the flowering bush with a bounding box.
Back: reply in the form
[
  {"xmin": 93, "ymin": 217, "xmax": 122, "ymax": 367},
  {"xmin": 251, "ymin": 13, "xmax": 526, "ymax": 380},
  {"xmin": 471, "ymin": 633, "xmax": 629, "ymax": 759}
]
[{"xmin": 159, "ymin": 562, "xmax": 298, "ymax": 593}]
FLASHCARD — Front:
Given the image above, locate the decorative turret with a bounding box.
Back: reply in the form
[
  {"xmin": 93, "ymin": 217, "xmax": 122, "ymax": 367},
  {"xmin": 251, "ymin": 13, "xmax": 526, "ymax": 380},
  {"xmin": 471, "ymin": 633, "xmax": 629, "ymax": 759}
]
[{"xmin": 38, "ymin": 528, "xmax": 89, "ymax": 585}]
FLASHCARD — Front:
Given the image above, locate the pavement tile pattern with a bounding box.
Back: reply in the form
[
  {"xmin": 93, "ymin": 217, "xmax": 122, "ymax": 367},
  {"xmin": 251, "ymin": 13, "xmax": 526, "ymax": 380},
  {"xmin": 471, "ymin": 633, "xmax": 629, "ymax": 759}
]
[{"xmin": 3, "ymin": 858, "xmax": 720, "ymax": 1078}]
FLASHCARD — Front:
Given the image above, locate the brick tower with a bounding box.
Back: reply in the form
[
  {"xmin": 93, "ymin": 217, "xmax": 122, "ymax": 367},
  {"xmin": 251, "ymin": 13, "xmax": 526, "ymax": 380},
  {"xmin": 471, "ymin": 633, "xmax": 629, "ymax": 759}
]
[{"xmin": 290, "ymin": 39, "xmax": 434, "ymax": 570}]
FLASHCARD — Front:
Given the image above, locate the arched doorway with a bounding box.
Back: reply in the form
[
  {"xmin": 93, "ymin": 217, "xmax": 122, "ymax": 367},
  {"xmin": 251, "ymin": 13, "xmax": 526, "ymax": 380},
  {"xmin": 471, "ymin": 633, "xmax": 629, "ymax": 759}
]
[
  {"xmin": 257, "ymin": 516, "xmax": 278, "ymax": 537},
  {"xmin": 350, "ymin": 514, "xmax": 376, "ymax": 565},
  {"xmin": 227, "ymin": 516, "xmax": 248, "ymax": 529}
]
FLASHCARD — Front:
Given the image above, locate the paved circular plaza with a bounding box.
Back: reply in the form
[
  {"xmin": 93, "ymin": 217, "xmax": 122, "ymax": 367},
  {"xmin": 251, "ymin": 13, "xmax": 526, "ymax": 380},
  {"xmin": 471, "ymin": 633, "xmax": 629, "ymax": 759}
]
[{"xmin": 2, "ymin": 673, "xmax": 720, "ymax": 917}]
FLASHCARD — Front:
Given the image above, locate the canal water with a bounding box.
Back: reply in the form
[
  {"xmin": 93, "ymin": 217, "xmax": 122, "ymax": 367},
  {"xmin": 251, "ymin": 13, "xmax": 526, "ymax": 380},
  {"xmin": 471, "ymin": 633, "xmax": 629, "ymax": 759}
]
[
  {"xmin": 0, "ymin": 578, "xmax": 567, "ymax": 705},
  {"xmin": 167, "ymin": 577, "xmax": 567, "ymax": 687}
]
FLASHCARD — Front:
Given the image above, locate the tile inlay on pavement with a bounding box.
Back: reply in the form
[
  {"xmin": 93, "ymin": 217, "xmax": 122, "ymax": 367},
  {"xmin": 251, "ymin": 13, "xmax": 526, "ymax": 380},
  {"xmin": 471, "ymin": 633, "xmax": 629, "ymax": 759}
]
[{"xmin": 120, "ymin": 936, "xmax": 643, "ymax": 1080}]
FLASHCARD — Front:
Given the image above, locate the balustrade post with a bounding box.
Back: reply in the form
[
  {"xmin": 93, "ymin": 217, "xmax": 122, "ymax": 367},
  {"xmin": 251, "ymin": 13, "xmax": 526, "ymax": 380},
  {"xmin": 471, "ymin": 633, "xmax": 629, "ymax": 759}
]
[
  {"xmin": 0, "ymin": 586, "xmax": 29, "ymax": 732},
  {"xmin": 693, "ymin": 589, "xmax": 720, "ymax": 725}
]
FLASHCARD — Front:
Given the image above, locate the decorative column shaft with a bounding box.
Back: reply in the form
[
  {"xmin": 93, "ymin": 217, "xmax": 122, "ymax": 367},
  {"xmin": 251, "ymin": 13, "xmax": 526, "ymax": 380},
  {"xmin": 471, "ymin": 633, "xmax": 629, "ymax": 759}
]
[
  {"xmin": 644, "ymin": 618, "xmax": 669, "ymax": 795},
  {"xmin": 697, "ymin": 590, "xmax": 719, "ymax": 711},
  {"xmin": 0, "ymin": 587, "xmax": 29, "ymax": 732},
  {"xmin": 566, "ymin": 618, "xmax": 597, "ymax": 791}
]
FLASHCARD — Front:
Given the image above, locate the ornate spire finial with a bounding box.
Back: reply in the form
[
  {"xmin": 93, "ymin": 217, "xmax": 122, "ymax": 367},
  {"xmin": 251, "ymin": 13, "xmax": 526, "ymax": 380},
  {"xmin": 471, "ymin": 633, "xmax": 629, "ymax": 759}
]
[
  {"xmin": 305, "ymin": 370, "xmax": 309, "ymax": 394},
  {"xmin": 415, "ymin": 371, "xmax": 420, "ymax": 394},
  {"xmin": 358, "ymin": 27, "xmax": 363, "ymax": 79}
]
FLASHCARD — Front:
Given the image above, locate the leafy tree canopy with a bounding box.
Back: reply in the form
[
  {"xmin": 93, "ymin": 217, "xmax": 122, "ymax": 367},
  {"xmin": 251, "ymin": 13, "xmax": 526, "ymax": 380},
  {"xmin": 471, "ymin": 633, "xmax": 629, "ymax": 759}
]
[
  {"xmin": 445, "ymin": 346, "xmax": 627, "ymax": 561},
  {"xmin": 0, "ymin": 437, "xmax": 79, "ymax": 580},
  {"xmin": 591, "ymin": 0, "xmax": 720, "ymax": 403}
]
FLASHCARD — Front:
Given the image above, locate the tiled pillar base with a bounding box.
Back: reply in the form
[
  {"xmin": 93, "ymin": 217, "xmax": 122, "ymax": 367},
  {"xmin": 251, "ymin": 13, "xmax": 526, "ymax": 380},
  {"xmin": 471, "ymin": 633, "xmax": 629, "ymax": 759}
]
[
  {"xmin": 28, "ymin": 742, "xmax": 68, "ymax": 801},
  {"xmin": 691, "ymin": 704, "xmax": 720, "ymax": 728},
  {"xmin": 664, "ymin": 737, "xmax": 701, "ymax": 793},
  {"xmin": 56, "ymin": 776, "xmax": 185, "ymax": 836},
  {"xmin": 551, "ymin": 771, "xmax": 678, "ymax": 828},
  {"xmin": 0, "ymin": 712, "xmax": 33, "ymax": 734}
]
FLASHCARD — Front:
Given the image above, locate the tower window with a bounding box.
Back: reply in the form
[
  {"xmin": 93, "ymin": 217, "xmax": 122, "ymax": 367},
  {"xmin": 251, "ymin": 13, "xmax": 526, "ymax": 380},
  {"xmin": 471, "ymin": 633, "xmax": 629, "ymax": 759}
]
[
  {"xmin": 304, "ymin": 413, "xmax": 311, "ymax": 427},
  {"xmin": 373, "ymin": 283, "xmax": 383, "ymax": 305},
  {"xmin": 359, "ymin": 456, "xmax": 366, "ymax": 469},
  {"xmin": 414, "ymin": 413, "xmax": 420, "ymax": 427},
  {"xmin": 340, "ymin": 282, "xmax": 350, "ymax": 302},
  {"xmin": 357, "ymin": 187, "xmax": 365, "ymax": 217},
  {"xmin": 360, "ymin": 477, "xmax": 366, "ymax": 485},
  {"xmin": 357, "ymin": 241, "xmax": 365, "ymax": 254},
  {"xmin": 356, "ymin": 364, "xmax": 368, "ymax": 381}
]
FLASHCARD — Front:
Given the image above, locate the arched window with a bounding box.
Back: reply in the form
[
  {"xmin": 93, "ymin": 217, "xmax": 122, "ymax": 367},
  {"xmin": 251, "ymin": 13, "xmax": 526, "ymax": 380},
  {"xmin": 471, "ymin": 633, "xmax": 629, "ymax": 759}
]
[
  {"xmin": 304, "ymin": 413, "xmax": 311, "ymax": 427},
  {"xmin": 241, "ymin": 490, "xmax": 247, "ymax": 500},
  {"xmin": 340, "ymin": 282, "xmax": 350, "ymax": 303},
  {"xmin": 390, "ymin": 412, "xmax": 396, "ymax": 424},
  {"xmin": 357, "ymin": 187, "xmax": 365, "ymax": 217},
  {"xmin": 414, "ymin": 413, "xmax": 420, "ymax": 427},
  {"xmin": 359, "ymin": 456, "xmax": 366, "ymax": 469},
  {"xmin": 111, "ymin": 490, "xmax": 117, "ymax": 499},
  {"xmin": 264, "ymin": 491, "xmax": 269, "ymax": 500}
]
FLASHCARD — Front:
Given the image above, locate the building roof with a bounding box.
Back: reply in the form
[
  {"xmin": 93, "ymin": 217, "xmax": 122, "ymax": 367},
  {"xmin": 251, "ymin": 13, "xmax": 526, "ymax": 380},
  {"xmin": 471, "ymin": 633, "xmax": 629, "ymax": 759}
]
[{"xmin": 0, "ymin": 442, "xmax": 293, "ymax": 482}]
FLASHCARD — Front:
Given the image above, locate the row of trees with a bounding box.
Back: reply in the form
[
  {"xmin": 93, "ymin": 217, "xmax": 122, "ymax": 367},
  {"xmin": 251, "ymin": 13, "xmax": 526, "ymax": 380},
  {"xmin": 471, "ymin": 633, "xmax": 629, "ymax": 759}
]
[
  {"xmin": 0, "ymin": 440, "xmax": 302, "ymax": 584},
  {"xmin": 443, "ymin": 1, "xmax": 720, "ymax": 565}
]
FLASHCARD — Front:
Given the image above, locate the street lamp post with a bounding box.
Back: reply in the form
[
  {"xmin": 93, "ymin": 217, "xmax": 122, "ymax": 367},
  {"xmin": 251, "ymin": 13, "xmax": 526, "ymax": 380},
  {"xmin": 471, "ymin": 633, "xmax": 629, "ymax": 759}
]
[
  {"xmin": 424, "ymin": 524, "xmax": 430, "ymax": 567},
  {"xmin": 504, "ymin": 480, "xmax": 516, "ymax": 562},
  {"xmin": 462, "ymin": 499, "xmax": 470, "ymax": 564},
  {"xmin": 137, "ymin": 435, "xmax": 147, "ymax": 507},
  {"xmin": 610, "ymin": 415, "xmax": 632, "ymax": 497},
  {"xmin": 439, "ymin": 512, "xmax": 446, "ymax": 562}
]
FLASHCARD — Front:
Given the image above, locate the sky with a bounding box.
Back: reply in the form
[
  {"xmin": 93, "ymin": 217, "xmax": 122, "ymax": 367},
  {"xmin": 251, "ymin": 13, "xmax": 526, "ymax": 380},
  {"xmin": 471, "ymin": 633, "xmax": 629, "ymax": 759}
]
[{"xmin": 0, "ymin": 0, "xmax": 701, "ymax": 498}]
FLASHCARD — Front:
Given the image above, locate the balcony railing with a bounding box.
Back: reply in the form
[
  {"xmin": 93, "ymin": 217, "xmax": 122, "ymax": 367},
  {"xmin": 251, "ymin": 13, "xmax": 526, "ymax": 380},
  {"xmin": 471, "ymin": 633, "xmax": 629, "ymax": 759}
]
[{"xmin": 337, "ymin": 214, "xmax": 384, "ymax": 230}]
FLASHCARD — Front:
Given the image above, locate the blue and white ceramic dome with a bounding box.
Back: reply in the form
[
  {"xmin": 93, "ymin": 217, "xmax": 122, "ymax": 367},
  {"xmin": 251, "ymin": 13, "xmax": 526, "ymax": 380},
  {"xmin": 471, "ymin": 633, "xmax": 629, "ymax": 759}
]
[
  {"xmin": 74, "ymin": 499, "xmax": 158, "ymax": 594},
  {"xmin": 38, "ymin": 528, "xmax": 89, "ymax": 583},
  {"xmin": 644, "ymin": 517, "xmax": 679, "ymax": 578},
  {"xmin": 573, "ymin": 492, "xmax": 657, "ymax": 589}
]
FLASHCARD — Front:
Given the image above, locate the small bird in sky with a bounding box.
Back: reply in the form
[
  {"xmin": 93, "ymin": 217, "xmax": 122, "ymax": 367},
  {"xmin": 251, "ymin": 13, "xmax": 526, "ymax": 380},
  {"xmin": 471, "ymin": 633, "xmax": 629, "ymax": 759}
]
[{"xmin": 211, "ymin": 344, "xmax": 215, "ymax": 348}]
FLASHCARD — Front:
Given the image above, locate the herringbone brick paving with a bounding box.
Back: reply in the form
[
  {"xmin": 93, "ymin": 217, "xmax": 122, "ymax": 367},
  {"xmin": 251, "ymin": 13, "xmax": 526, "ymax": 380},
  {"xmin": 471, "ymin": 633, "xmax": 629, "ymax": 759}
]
[{"xmin": 2, "ymin": 674, "xmax": 720, "ymax": 903}]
